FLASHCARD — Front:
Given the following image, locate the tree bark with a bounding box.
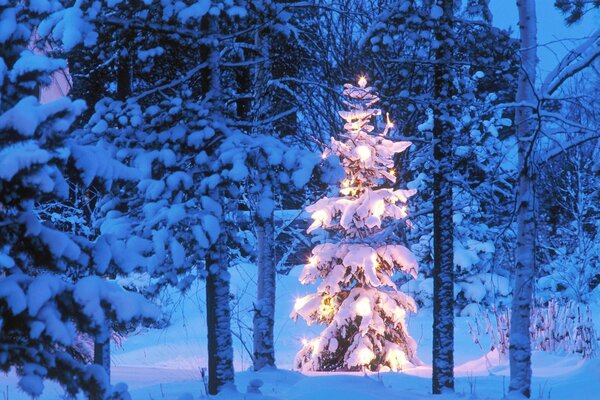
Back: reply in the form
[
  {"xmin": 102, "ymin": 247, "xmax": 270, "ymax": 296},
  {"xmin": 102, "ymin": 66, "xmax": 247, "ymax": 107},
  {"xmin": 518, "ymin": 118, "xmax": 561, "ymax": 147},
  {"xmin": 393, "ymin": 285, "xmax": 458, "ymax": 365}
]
[
  {"xmin": 509, "ymin": 0, "xmax": 537, "ymax": 397},
  {"xmin": 432, "ymin": 0, "xmax": 455, "ymax": 394},
  {"xmin": 252, "ymin": 205, "xmax": 276, "ymax": 370},
  {"xmin": 206, "ymin": 234, "xmax": 235, "ymax": 394},
  {"xmin": 93, "ymin": 339, "xmax": 110, "ymax": 380},
  {"xmin": 204, "ymin": 16, "xmax": 235, "ymax": 395}
]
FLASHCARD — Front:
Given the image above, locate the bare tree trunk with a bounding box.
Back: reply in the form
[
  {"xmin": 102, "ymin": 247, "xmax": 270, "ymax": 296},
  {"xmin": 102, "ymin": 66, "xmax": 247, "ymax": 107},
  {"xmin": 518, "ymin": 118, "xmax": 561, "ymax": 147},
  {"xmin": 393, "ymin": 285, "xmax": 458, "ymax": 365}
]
[
  {"xmin": 253, "ymin": 198, "xmax": 276, "ymax": 370},
  {"xmin": 93, "ymin": 339, "xmax": 110, "ymax": 386},
  {"xmin": 432, "ymin": 0, "xmax": 455, "ymax": 394},
  {"xmin": 206, "ymin": 231, "xmax": 235, "ymax": 394},
  {"xmin": 509, "ymin": 0, "xmax": 537, "ymax": 397}
]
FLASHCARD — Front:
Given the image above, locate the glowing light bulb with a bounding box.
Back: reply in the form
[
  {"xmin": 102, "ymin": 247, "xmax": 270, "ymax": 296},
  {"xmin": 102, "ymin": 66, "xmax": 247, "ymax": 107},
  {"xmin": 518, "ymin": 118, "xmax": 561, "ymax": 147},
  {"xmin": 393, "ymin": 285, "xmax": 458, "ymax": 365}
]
[
  {"xmin": 371, "ymin": 253, "xmax": 379, "ymax": 269},
  {"xmin": 372, "ymin": 199, "xmax": 385, "ymax": 217},
  {"xmin": 358, "ymin": 76, "xmax": 367, "ymax": 88},
  {"xmin": 312, "ymin": 209, "xmax": 328, "ymax": 223},
  {"xmin": 386, "ymin": 113, "xmax": 394, "ymax": 128},
  {"xmin": 358, "ymin": 347, "xmax": 375, "ymax": 365},
  {"xmin": 355, "ymin": 297, "xmax": 371, "ymax": 317},
  {"xmin": 386, "ymin": 348, "xmax": 408, "ymax": 371},
  {"xmin": 356, "ymin": 145, "xmax": 371, "ymax": 161}
]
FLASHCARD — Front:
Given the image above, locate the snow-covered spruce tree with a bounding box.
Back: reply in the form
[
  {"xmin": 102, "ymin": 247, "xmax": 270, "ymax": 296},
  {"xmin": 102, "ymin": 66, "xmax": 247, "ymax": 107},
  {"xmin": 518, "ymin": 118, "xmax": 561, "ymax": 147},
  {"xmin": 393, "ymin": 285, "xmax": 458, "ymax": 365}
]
[
  {"xmin": 291, "ymin": 77, "xmax": 419, "ymax": 371},
  {"xmin": 0, "ymin": 2, "xmax": 159, "ymax": 398}
]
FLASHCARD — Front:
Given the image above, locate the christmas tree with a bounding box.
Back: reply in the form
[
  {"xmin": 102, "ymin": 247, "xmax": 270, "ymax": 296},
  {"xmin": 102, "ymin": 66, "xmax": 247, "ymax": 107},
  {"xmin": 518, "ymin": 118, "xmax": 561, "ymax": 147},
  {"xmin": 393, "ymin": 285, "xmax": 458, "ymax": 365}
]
[{"xmin": 291, "ymin": 76, "xmax": 420, "ymax": 372}]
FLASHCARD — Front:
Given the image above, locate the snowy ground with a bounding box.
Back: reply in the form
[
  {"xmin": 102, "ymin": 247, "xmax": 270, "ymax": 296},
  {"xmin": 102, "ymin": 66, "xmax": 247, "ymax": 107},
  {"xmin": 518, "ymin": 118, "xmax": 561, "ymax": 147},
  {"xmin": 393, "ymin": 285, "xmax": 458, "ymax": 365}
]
[{"xmin": 2, "ymin": 264, "xmax": 599, "ymax": 399}]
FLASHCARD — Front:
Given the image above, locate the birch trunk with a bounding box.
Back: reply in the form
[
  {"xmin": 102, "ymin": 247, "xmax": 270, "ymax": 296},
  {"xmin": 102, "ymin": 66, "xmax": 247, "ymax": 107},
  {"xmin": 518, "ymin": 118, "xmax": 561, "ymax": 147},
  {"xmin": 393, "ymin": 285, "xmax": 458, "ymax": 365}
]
[
  {"xmin": 253, "ymin": 202, "xmax": 276, "ymax": 370},
  {"xmin": 509, "ymin": 0, "xmax": 537, "ymax": 397},
  {"xmin": 432, "ymin": 0, "xmax": 455, "ymax": 394}
]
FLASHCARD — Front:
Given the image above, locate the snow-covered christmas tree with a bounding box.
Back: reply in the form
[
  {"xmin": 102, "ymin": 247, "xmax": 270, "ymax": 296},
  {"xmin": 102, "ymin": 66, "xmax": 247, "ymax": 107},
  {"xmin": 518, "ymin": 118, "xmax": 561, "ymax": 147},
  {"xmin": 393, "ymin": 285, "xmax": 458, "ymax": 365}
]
[{"xmin": 291, "ymin": 76, "xmax": 420, "ymax": 371}]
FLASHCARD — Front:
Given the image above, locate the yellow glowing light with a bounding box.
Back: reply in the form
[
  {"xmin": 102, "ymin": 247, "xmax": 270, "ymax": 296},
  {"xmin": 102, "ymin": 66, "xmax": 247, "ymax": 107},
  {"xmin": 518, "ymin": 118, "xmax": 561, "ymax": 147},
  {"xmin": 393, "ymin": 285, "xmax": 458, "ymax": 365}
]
[
  {"xmin": 386, "ymin": 113, "xmax": 394, "ymax": 128},
  {"xmin": 386, "ymin": 348, "xmax": 408, "ymax": 371},
  {"xmin": 371, "ymin": 253, "xmax": 379, "ymax": 269},
  {"xmin": 358, "ymin": 347, "xmax": 375, "ymax": 365},
  {"xmin": 301, "ymin": 338, "xmax": 309, "ymax": 346},
  {"xmin": 312, "ymin": 209, "xmax": 328, "ymax": 223},
  {"xmin": 400, "ymin": 206, "xmax": 407, "ymax": 217},
  {"xmin": 388, "ymin": 169, "xmax": 396, "ymax": 176},
  {"xmin": 393, "ymin": 307, "xmax": 406, "ymax": 322},
  {"xmin": 358, "ymin": 76, "xmax": 368, "ymax": 88},
  {"xmin": 355, "ymin": 297, "xmax": 371, "ymax": 317},
  {"xmin": 356, "ymin": 145, "xmax": 371, "ymax": 162},
  {"xmin": 352, "ymin": 121, "xmax": 361, "ymax": 131},
  {"xmin": 341, "ymin": 179, "xmax": 351, "ymax": 188},
  {"xmin": 308, "ymin": 256, "xmax": 318, "ymax": 265},
  {"xmin": 372, "ymin": 199, "xmax": 385, "ymax": 217}
]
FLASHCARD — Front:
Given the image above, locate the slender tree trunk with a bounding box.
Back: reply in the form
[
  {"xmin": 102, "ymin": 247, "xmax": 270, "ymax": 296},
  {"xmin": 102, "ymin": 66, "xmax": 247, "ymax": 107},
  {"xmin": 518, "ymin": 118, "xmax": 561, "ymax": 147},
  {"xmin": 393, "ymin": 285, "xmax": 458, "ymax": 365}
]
[
  {"xmin": 93, "ymin": 33, "xmax": 134, "ymax": 379},
  {"xmin": 253, "ymin": 184, "xmax": 276, "ymax": 370},
  {"xmin": 93, "ymin": 339, "xmax": 110, "ymax": 394},
  {"xmin": 432, "ymin": 0, "xmax": 455, "ymax": 394},
  {"xmin": 509, "ymin": 0, "xmax": 537, "ymax": 397},
  {"xmin": 204, "ymin": 17, "xmax": 235, "ymax": 395}
]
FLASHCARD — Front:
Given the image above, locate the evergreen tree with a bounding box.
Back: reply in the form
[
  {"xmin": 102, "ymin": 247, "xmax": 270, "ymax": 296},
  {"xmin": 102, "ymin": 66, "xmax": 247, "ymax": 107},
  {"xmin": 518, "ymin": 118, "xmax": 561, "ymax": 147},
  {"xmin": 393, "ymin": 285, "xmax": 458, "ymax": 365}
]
[
  {"xmin": 0, "ymin": 2, "xmax": 159, "ymax": 398},
  {"xmin": 291, "ymin": 77, "xmax": 419, "ymax": 371}
]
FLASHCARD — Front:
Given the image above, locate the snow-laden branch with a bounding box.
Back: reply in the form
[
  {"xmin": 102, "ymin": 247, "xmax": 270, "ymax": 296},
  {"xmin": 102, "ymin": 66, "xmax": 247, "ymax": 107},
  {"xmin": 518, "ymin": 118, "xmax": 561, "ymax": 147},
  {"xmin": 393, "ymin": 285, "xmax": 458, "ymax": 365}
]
[
  {"xmin": 129, "ymin": 62, "xmax": 207, "ymax": 102},
  {"xmin": 542, "ymin": 28, "xmax": 600, "ymax": 96}
]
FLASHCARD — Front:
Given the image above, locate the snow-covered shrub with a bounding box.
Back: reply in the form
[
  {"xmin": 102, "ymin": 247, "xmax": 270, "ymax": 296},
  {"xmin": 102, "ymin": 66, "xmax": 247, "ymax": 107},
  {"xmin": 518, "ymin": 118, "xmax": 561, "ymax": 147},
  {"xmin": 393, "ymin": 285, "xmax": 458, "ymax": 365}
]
[{"xmin": 469, "ymin": 300, "xmax": 598, "ymax": 359}]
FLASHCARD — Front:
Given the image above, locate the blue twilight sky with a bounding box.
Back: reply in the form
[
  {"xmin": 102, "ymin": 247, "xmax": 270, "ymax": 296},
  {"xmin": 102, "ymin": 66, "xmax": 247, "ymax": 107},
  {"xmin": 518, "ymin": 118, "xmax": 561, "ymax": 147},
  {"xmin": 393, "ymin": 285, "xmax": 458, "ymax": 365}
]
[{"xmin": 489, "ymin": 0, "xmax": 600, "ymax": 78}]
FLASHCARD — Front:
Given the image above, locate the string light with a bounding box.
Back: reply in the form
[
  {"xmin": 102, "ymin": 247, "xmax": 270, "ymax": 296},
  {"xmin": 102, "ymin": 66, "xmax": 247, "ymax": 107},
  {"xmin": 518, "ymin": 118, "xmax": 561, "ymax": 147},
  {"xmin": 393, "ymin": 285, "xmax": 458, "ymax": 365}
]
[
  {"xmin": 355, "ymin": 145, "xmax": 371, "ymax": 161},
  {"xmin": 355, "ymin": 297, "xmax": 371, "ymax": 316},
  {"xmin": 372, "ymin": 199, "xmax": 385, "ymax": 217},
  {"xmin": 386, "ymin": 348, "xmax": 408, "ymax": 371},
  {"xmin": 371, "ymin": 253, "xmax": 379, "ymax": 269},
  {"xmin": 358, "ymin": 347, "xmax": 375, "ymax": 365},
  {"xmin": 386, "ymin": 113, "xmax": 394, "ymax": 129},
  {"xmin": 312, "ymin": 209, "xmax": 328, "ymax": 224},
  {"xmin": 358, "ymin": 76, "xmax": 367, "ymax": 88}
]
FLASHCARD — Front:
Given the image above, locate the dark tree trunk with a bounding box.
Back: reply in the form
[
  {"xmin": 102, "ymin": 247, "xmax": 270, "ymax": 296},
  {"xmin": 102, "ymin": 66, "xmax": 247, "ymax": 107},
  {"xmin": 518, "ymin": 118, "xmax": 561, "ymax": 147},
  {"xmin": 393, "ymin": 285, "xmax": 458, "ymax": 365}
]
[
  {"xmin": 93, "ymin": 32, "xmax": 133, "ymax": 377},
  {"xmin": 206, "ymin": 237, "xmax": 235, "ymax": 394},
  {"xmin": 432, "ymin": 0, "xmax": 455, "ymax": 394},
  {"xmin": 204, "ymin": 17, "xmax": 235, "ymax": 395}
]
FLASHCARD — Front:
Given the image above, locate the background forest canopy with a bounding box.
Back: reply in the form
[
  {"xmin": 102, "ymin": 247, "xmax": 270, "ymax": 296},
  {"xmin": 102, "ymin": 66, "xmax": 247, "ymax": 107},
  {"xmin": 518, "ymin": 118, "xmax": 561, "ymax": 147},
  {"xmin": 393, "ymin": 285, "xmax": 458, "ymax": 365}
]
[{"xmin": 0, "ymin": 0, "xmax": 599, "ymax": 399}]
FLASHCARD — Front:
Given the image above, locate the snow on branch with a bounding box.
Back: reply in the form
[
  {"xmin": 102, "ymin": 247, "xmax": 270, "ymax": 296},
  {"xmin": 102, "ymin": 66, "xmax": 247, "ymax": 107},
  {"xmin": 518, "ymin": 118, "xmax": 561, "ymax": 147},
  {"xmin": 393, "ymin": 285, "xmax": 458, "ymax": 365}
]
[{"xmin": 542, "ymin": 28, "xmax": 600, "ymax": 96}]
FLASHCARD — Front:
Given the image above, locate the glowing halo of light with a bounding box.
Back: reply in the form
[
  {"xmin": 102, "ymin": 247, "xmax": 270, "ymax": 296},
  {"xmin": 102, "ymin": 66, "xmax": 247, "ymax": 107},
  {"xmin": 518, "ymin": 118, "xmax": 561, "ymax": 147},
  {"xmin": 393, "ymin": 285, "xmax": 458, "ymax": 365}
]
[
  {"xmin": 355, "ymin": 145, "xmax": 371, "ymax": 162},
  {"xmin": 358, "ymin": 76, "xmax": 368, "ymax": 88}
]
